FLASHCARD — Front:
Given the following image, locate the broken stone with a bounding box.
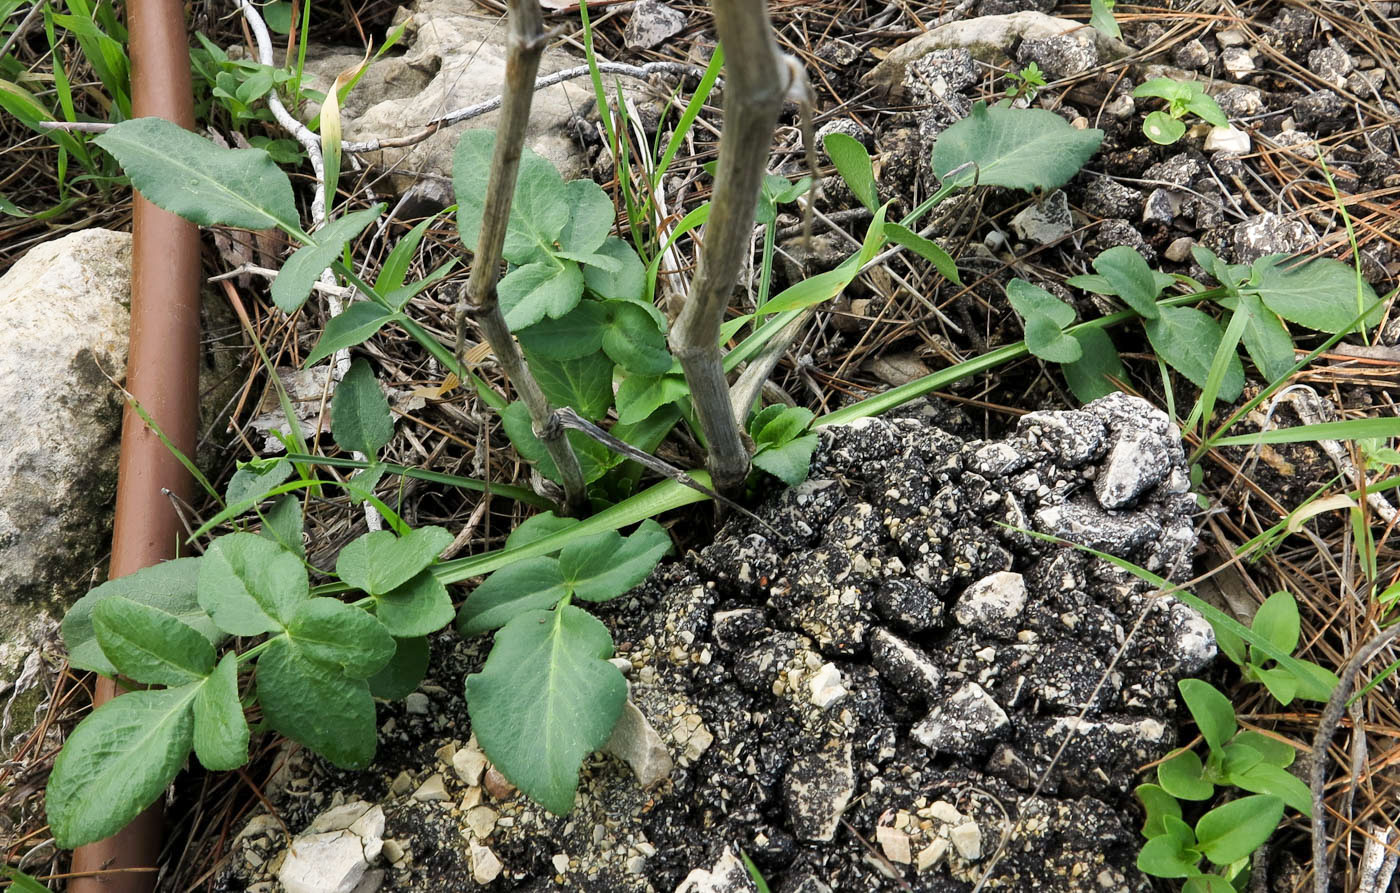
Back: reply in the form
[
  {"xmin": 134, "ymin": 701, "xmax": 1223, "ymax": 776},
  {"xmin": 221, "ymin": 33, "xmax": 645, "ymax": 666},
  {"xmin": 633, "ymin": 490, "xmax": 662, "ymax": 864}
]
[
  {"xmin": 603, "ymin": 698, "xmax": 675, "ymax": 787},
  {"xmin": 279, "ymin": 803, "xmax": 384, "ymax": 893},
  {"xmin": 674, "ymin": 847, "xmax": 757, "ymax": 893},
  {"xmin": 869, "ymin": 628, "xmax": 942, "ymax": 700},
  {"xmin": 469, "ymin": 840, "xmax": 503, "ymax": 885},
  {"xmin": 623, "ymin": 0, "xmax": 686, "ymax": 50},
  {"xmin": 1232, "ymin": 212, "xmax": 1314, "ymax": 264},
  {"xmin": 411, "ymin": 773, "xmax": 448, "ymax": 803},
  {"xmin": 1016, "ymin": 34, "xmax": 1098, "ymax": 78},
  {"xmin": 452, "ymin": 739, "xmax": 487, "ymax": 786},
  {"xmin": 1010, "ymin": 189, "xmax": 1072, "ymax": 244},
  {"xmin": 1095, "ymin": 429, "xmax": 1170, "ymax": 510},
  {"xmin": 1204, "ymin": 126, "xmax": 1250, "ymax": 154},
  {"xmin": 912, "ymin": 683, "xmax": 1010, "ymax": 756},
  {"xmin": 876, "ymin": 825, "xmax": 913, "ymax": 864},
  {"xmin": 953, "ymin": 571, "xmax": 1027, "ymax": 638},
  {"xmin": 949, "ymin": 822, "xmax": 983, "ymax": 860},
  {"xmin": 807, "ymin": 662, "xmax": 849, "ymax": 709},
  {"xmin": 1222, "ymin": 47, "xmax": 1255, "ymax": 77},
  {"xmin": 783, "ymin": 740, "xmax": 855, "ymax": 842},
  {"xmin": 464, "ymin": 805, "xmax": 498, "ymax": 839}
]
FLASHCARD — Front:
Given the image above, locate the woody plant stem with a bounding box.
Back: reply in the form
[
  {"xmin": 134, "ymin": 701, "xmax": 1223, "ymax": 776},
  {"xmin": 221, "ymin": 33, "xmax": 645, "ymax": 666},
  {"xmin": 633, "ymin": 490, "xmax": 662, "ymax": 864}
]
[
  {"xmin": 456, "ymin": 0, "xmax": 588, "ymax": 515},
  {"xmin": 667, "ymin": 0, "xmax": 785, "ymax": 497}
]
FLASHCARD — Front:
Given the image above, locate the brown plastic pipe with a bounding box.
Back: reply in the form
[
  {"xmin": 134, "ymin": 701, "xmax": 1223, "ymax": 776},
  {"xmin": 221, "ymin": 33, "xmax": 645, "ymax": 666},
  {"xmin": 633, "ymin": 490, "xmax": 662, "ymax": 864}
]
[{"xmin": 67, "ymin": 0, "xmax": 201, "ymax": 889}]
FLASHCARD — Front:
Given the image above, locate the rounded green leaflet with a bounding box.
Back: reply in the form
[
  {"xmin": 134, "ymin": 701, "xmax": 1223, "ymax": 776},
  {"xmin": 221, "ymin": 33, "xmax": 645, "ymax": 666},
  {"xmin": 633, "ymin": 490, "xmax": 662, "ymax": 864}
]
[
  {"xmin": 46, "ymin": 685, "xmax": 198, "ymax": 848},
  {"xmin": 332, "ymin": 358, "xmax": 394, "ymax": 458},
  {"xmin": 1178, "ymin": 679, "xmax": 1237, "ymax": 753},
  {"xmin": 193, "ymin": 652, "xmax": 250, "ymax": 771},
  {"xmin": 92, "ymin": 596, "xmax": 215, "ymax": 686},
  {"xmin": 465, "ymin": 606, "xmax": 627, "ymax": 815},
  {"xmin": 931, "ymin": 102, "xmax": 1104, "ymax": 191},
  {"xmin": 256, "ymin": 636, "xmax": 378, "ymax": 769},
  {"xmin": 373, "ymin": 570, "xmax": 456, "ymax": 638},
  {"xmin": 198, "ymin": 532, "xmax": 309, "ymax": 636},
  {"xmin": 1193, "ymin": 794, "xmax": 1284, "ymax": 865},
  {"xmin": 368, "ymin": 636, "xmax": 432, "ymax": 700},
  {"xmin": 286, "ymin": 597, "xmax": 397, "ymax": 679},
  {"xmin": 1157, "ymin": 748, "xmax": 1214, "ymax": 800},
  {"xmin": 1142, "ymin": 110, "xmax": 1186, "ymax": 145}
]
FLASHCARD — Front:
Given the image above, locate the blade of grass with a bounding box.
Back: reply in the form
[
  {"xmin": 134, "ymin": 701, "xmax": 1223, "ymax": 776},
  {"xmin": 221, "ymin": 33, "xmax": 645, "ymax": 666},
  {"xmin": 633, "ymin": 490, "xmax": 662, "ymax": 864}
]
[{"xmin": 282, "ymin": 453, "xmax": 550, "ymax": 508}]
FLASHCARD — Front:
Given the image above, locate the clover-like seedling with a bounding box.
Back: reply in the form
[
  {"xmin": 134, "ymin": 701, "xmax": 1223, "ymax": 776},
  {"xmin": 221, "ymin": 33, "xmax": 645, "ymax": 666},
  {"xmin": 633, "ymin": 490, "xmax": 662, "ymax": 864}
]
[
  {"xmin": 1007, "ymin": 62, "xmax": 1047, "ymax": 101},
  {"xmin": 1132, "ymin": 77, "xmax": 1229, "ymax": 145}
]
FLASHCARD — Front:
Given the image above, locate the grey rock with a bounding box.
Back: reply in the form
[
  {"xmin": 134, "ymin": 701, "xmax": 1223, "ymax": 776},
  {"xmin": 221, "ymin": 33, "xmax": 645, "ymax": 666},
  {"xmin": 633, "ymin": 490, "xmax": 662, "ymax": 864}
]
[
  {"xmin": 302, "ymin": 0, "xmax": 611, "ymax": 201},
  {"xmin": 1143, "ymin": 154, "xmax": 1202, "ymax": 187},
  {"xmin": 976, "ymin": 0, "xmax": 1055, "ymax": 13},
  {"xmin": 954, "ymin": 571, "xmax": 1028, "ymax": 638},
  {"xmin": 1011, "ymin": 189, "xmax": 1073, "ymax": 244},
  {"xmin": 1092, "ymin": 219, "xmax": 1156, "ymax": 259},
  {"xmin": 1171, "ymin": 39, "xmax": 1210, "ymax": 70},
  {"xmin": 869, "ymin": 628, "xmax": 942, "ymax": 700},
  {"xmin": 711, "ymin": 608, "xmax": 771, "ymax": 652},
  {"xmin": 904, "ymin": 49, "xmax": 979, "ymax": 102},
  {"xmin": 783, "ymin": 740, "xmax": 855, "ymax": 842},
  {"xmin": 1017, "ymin": 34, "xmax": 1098, "ymax": 79},
  {"xmin": 1082, "ymin": 177, "xmax": 1142, "ymax": 220},
  {"xmin": 1214, "ymin": 85, "xmax": 1264, "ymax": 117},
  {"xmin": 770, "ymin": 548, "xmax": 872, "ymax": 656},
  {"xmin": 1141, "ymin": 188, "xmax": 1176, "ymax": 225},
  {"xmin": 1034, "ymin": 497, "xmax": 1163, "ymax": 559},
  {"xmin": 675, "ymin": 848, "xmax": 758, "ymax": 893},
  {"xmin": 604, "ymin": 699, "xmax": 675, "ymax": 788},
  {"xmin": 872, "ymin": 577, "xmax": 944, "ymax": 633},
  {"xmin": 1095, "ymin": 429, "xmax": 1170, "ymax": 509},
  {"xmin": 1309, "ymin": 45, "xmax": 1353, "ymax": 85},
  {"xmin": 279, "ymin": 802, "xmax": 384, "ymax": 893},
  {"xmin": 1292, "ymin": 89, "xmax": 1344, "ymax": 131},
  {"xmin": 1232, "ymin": 212, "xmax": 1315, "ymax": 264},
  {"xmin": 1164, "ymin": 236, "xmax": 1194, "ymax": 263},
  {"xmin": 1019, "ymin": 715, "xmax": 1173, "ymax": 794},
  {"xmin": 912, "ymin": 683, "xmax": 1010, "ymax": 756},
  {"xmin": 816, "ymin": 119, "xmax": 866, "ymax": 160},
  {"xmin": 1017, "ymin": 409, "xmax": 1108, "ymax": 467},
  {"xmin": 1221, "ymin": 47, "xmax": 1255, "ymax": 78},
  {"xmin": 0, "ymin": 230, "xmax": 237, "ymax": 712},
  {"xmin": 624, "ymin": 0, "xmax": 686, "ymax": 50}
]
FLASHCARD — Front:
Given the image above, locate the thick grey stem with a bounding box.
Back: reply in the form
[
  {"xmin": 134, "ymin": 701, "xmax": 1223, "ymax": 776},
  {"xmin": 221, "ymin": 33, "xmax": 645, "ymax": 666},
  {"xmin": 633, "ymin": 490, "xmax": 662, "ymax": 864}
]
[
  {"xmin": 455, "ymin": 0, "xmax": 587, "ymax": 516},
  {"xmin": 667, "ymin": 0, "xmax": 784, "ymax": 497}
]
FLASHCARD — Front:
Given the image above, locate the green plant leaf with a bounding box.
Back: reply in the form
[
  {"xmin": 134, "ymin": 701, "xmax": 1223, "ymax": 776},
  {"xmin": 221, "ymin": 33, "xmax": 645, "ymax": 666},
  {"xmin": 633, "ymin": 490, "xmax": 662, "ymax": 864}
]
[
  {"xmin": 273, "ymin": 205, "xmax": 384, "ymax": 312},
  {"xmin": 198, "ymin": 533, "xmax": 309, "ymax": 635},
  {"xmin": 516, "ymin": 301, "xmax": 609, "ymax": 360},
  {"xmin": 757, "ymin": 204, "xmax": 887, "ymax": 315},
  {"xmin": 1089, "ymin": 0, "xmax": 1120, "ymax": 38},
  {"xmin": 384, "ymin": 259, "xmax": 456, "ymax": 312},
  {"xmin": 1222, "ymin": 741, "xmax": 1264, "ymax": 776},
  {"xmin": 1144, "ymin": 306, "xmax": 1244, "ymax": 400},
  {"xmin": 753, "ymin": 435, "xmax": 820, "ymax": 486},
  {"xmin": 1135, "ymin": 783, "xmax": 1182, "ymax": 838},
  {"xmin": 64, "ymin": 559, "xmax": 221, "ymax": 677},
  {"xmin": 931, "ymin": 102, "xmax": 1104, "ymax": 191},
  {"xmin": 305, "ymin": 302, "xmax": 397, "ymax": 366},
  {"xmin": 1256, "ymin": 666, "xmax": 1300, "ymax": 705},
  {"xmin": 464, "ymin": 606, "xmax": 627, "ymax": 814},
  {"xmin": 1062, "ymin": 327, "xmax": 1126, "ymax": 403},
  {"xmin": 525, "ymin": 350, "xmax": 615, "ymax": 421},
  {"xmin": 1178, "ymin": 679, "xmax": 1238, "ymax": 754},
  {"xmin": 260, "ymin": 494, "xmax": 306, "ymax": 558},
  {"xmin": 336, "ymin": 526, "xmax": 454, "ymax": 597},
  {"xmin": 1184, "ymin": 92, "xmax": 1229, "ymax": 128},
  {"xmin": 558, "ymin": 178, "xmax": 615, "ymax": 255},
  {"xmin": 374, "ymin": 212, "xmax": 443, "ymax": 293},
  {"xmin": 1183, "ymin": 876, "xmax": 1235, "ymax": 893},
  {"xmin": 1, "ymin": 867, "xmax": 52, "ymax": 892},
  {"xmin": 332, "ymin": 358, "xmax": 393, "ymax": 457},
  {"xmin": 367, "ymin": 636, "xmax": 431, "ymax": 700},
  {"xmin": 227, "ymin": 457, "xmax": 293, "ymax": 506},
  {"xmin": 824, "ymin": 132, "xmax": 877, "ymax": 212},
  {"xmin": 45, "ymin": 684, "xmax": 198, "ymax": 848},
  {"xmin": 1024, "ymin": 313, "xmax": 1083, "ymax": 363},
  {"xmin": 373, "ymin": 570, "xmax": 456, "ymax": 638},
  {"xmin": 1193, "ymin": 794, "xmax": 1284, "ymax": 865},
  {"xmin": 193, "ymin": 652, "xmax": 249, "ymax": 771},
  {"xmin": 615, "ymin": 373, "xmax": 690, "ymax": 425},
  {"xmin": 602, "ymin": 301, "xmax": 672, "ymax": 375},
  {"xmin": 558, "ymin": 520, "xmax": 672, "ymax": 602},
  {"xmin": 345, "ymin": 463, "xmax": 386, "ymax": 506},
  {"xmin": 1229, "ymin": 761, "xmax": 1312, "ymax": 816},
  {"xmin": 286, "ymin": 597, "xmax": 396, "ymax": 678},
  {"xmin": 454, "ymin": 129, "xmax": 569, "ymax": 265},
  {"xmin": 507, "ymin": 512, "xmax": 583, "ymax": 550},
  {"xmin": 256, "ymin": 635, "xmax": 378, "ymax": 768},
  {"xmin": 457, "ymin": 557, "xmax": 571, "ymax": 636},
  {"xmin": 93, "ymin": 117, "xmax": 299, "ymax": 231},
  {"xmin": 754, "ymin": 406, "xmax": 815, "ymax": 447},
  {"xmin": 1251, "ymin": 591, "xmax": 1300, "ymax": 656},
  {"xmin": 1250, "ymin": 254, "xmax": 1383, "ymax": 334},
  {"xmin": 1158, "ymin": 748, "xmax": 1215, "ymax": 800},
  {"xmin": 499, "ymin": 261, "xmax": 586, "ymax": 331},
  {"xmin": 1142, "ymin": 110, "xmax": 1186, "ymax": 145},
  {"xmin": 583, "ymin": 237, "xmax": 647, "ymax": 303},
  {"xmin": 1133, "ymin": 78, "xmax": 1193, "ymax": 103},
  {"xmin": 1219, "ymin": 293, "xmax": 1296, "ymax": 384},
  {"xmin": 1006, "ymin": 279, "xmax": 1076, "ymax": 328},
  {"xmin": 92, "ymin": 597, "xmax": 215, "ymax": 686},
  {"xmin": 884, "ymin": 222, "xmax": 962, "ymax": 285},
  {"xmin": 1092, "ymin": 247, "xmax": 1162, "ymax": 319},
  {"xmin": 1136, "ymin": 826, "xmax": 1198, "ymax": 878},
  {"xmin": 1231, "ymin": 730, "xmax": 1295, "ymax": 768}
]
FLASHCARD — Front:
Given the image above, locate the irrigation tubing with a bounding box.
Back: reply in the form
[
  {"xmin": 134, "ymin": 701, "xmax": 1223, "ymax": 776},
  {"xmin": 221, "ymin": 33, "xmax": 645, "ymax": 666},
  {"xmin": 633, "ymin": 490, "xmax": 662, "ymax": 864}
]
[{"xmin": 67, "ymin": 0, "xmax": 201, "ymax": 889}]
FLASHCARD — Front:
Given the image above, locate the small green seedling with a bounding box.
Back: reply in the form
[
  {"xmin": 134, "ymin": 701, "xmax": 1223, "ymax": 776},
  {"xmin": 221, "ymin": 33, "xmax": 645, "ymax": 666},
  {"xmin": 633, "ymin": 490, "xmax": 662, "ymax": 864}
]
[
  {"xmin": 1006, "ymin": 62, "xmax": 1047, "ymax": 101},
  {"xmin": 1138, "ymin": 678, "xmax": 1312, "ymax": 889},
  {"xmin": 1089, "ymin": 0, "xmax": 1121, "ymax": 39},
  {"xmin": 1211, "ymin": 591, "xmax": 1334, "ymax": 706},
  {"xmin": 1132, "ymin": 77, "xmax": 1229, "ymax": 145}
]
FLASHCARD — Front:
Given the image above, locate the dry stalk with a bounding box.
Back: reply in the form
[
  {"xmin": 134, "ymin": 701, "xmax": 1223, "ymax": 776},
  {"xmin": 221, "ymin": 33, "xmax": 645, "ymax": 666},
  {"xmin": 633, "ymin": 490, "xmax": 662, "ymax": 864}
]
[
  {"xmin": 454, "ymin": 0, "xmax": 587, "ymax": 516},
  {"xmin": 667, "ymin": 0, "xmax": 785, "ymax": 496}
]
